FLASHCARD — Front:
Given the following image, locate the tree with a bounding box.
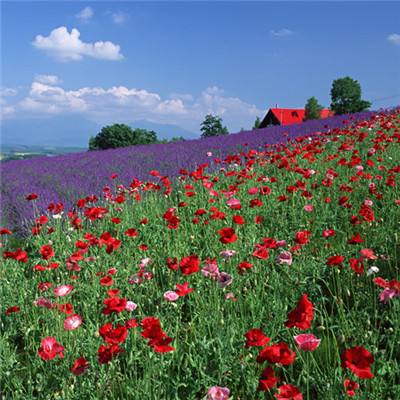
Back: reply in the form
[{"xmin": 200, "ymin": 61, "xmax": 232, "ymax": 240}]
[
  {"xmin": 131, "ymin": 128, "xmax": 157, "ymax": 145},
  {"xmin": 253, "ymin": 116, "xmax": 261, "ymax": 129},
  {"xmin": 89, "ymin": 124, "xmax": 158, "ymax": 150},
  {"xmin": 89, "ymin": 124, "xmax": 134, "ymax": 150},
  {"xmin": 330, "ymin": 77, "xmax": 371, "ymax": 115},
  {"xmin": 304, "ymin": 97, "xmax": 323, "ymax": 121},
  {"xmin": 200, "ymin": 114, "xmax": 228, "ymax": 138}
]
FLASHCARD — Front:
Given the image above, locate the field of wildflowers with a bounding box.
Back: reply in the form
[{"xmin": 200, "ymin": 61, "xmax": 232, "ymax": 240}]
[
  {"xmin": 0, "ymin": 111, "xmax": 373, "ymax": 233},
  {"xmin": 1, "ymin": 109, "xmax": 399, "ymax": 399}
]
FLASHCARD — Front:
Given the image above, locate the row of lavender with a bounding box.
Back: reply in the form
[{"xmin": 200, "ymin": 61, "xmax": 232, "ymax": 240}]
[{"xmin": 0, "ymin": 111, "xmax": 374, "ymax": 231}]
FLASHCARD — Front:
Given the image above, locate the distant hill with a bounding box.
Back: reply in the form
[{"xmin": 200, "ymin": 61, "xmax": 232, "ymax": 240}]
[{"xmin": 0, "ymin": 115, "xmax": 199, "ymax": 148}]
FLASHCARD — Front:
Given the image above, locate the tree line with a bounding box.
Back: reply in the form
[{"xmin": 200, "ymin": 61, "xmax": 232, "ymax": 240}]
[{"xmin": 89, "ymin": 76, "xmax": 371, "ymax": 150}]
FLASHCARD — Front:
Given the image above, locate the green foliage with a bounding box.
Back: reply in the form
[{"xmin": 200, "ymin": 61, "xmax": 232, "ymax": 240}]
[
  {"xmin": 89, "ymin": 124, "xmax": 159, "ymax": 150},
  {"xmin": 252, "ymin": 116, "xmax": 261, "ymax": 129},
  {"xmin": 304, "ymin": 97, "xmax": 323, "ymax": 121},
  {"xmin": 200, "ymin": 114, "xmax": 228, "ymax": 138},
  {"xmin": 330, "ymin": 77, "xmax": 372, "ymax": 115}
]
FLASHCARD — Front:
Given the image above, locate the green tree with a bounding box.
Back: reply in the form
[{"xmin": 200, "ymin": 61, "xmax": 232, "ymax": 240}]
[
  {"xmin": 200, "ymin": 114, "xmax": 228, "ymax": 138},
  {"xmin": 253, "ymin": 116, "xmax": 261, "ymax": 129},
  {"xmin": 330, "ymin": 77, "xmax": 371, "ymax": 115},
  {"xmin": 131, "ymin": 128, "xmax": 157, "ymax": 145},
  {"xmin": 304, "ymin": 97, "xmax": 323, "ymax": 121},
  {"xmin": 89, "ymin": 124, "xmax": 134, "ymax": 150},
  {"xmin": 89, "ymin": 124, "xmax": 158, "ymax": 150}
]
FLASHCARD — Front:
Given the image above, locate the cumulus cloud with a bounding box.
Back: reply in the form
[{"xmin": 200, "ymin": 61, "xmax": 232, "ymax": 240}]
[
  {"xmin": 270, "ymin": 28, "xmax": 295, "ymax": 37},
  {"xmin": 32, "ymin": 26, "xmax": 124, "ymax": 61},
  {"xmin": 76, "ymin": 6, "xmax": 93, "ymax": 22},
  {"xmin": 387, "ymin": 33, "xmax": 400, "ymax": 46},
  {"xmin": 4, "ymin": 78, "xmax": 262, "ymax": 132},
  {"xmin": 34, "ymin": 74, "xmax": 63, "ymax": 85}
]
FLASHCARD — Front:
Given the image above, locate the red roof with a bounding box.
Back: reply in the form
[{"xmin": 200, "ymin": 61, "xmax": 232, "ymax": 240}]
[{"xmin": 270, "ymin": 108, "xmax": 334, "ymax": 125}]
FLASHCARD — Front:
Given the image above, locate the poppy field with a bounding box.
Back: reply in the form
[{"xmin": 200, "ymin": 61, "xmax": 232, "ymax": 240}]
[{"xmin": 1, "ymin": 109, "xmax": 399, "ymax": 399}]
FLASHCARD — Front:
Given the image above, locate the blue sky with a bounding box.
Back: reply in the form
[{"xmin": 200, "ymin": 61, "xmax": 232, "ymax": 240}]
[{"xmin": 1, "ymin": 1, "xmax": 400, "ymax": 142}]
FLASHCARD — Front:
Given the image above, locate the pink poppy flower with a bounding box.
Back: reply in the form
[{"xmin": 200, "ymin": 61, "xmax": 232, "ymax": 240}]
[
  {"xmin": 226, "ymin": 198, "xmax": 241, "ymax": 208},
  {"xmin": 202, "ymin": 262, "xmax": 220, "ymax": 280},
  {"xmin": 276, "ymin": 251, "xmax": 293, "ymax": 266},
  {"xmin": 219, "ymin": 249, "xmax": 236, "ymax": 258},
  {"xmin": 53, "ymin": 285, "xmax": 73, "ymax": 297},
  {"xmin": 125, "ymin": 301, "xmax": 138, "ymax": 311},
  {"xmin": 294, "ymin": 334, "xmax": 321, "ymax": 351},
  {"xmin": 217, "ymin": 272, "xmax": 232, "ymax": 288},
  {"xmin": 207, "ymin": 386, "xmax": 230, "ymax": 400},
  {"xmin": 304, "ymin": 204, "xmax": 313, "ymax": 213},
  {"xmin": 379, "ymin": 288, "xmax": 399, "ymax": 304},
  {"xmin": 164, "ymin": 291, "xmax": 179, "ymax": 302},
  {"xmin": 38, "ymin": 337, "xmax": 64, "ymax": 361},
  {"xmin": 64, "ymin": 314, "xmax": 83, "ymax": 331}
]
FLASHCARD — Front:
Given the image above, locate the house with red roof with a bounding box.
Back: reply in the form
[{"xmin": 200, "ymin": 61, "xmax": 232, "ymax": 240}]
[{"xmin": 259, "ymin": 107, "xmax": 334, "ymax": 128}]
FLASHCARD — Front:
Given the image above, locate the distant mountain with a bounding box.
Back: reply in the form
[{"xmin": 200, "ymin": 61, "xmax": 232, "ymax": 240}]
[
  {"xmin": 1, "ymin": 115, "xmax": 101, "ymax": 147},
  {"xmin": 128, "ymin": 120, "xmax": 198, "ymax": 140},
  {"xmin": 0, "ymin": 115, "xmax": 199, "ymax": 148}
]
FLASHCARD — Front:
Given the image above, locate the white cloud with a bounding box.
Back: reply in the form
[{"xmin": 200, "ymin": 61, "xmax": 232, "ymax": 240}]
[
  {"xmin": 387, "ymin": 33, "xmax": 400, "ymax": 46},
  {"xmin": 32, "ymin": 26, "xmax": 124, "ymax": 62},
  {"xmin": 0, "ymin": 88, "xmax": 18, "ymax": 97},
  {"xmin": 76, "ymin": 6, "xmax": 93, "ymax": 23},
  {"xmin": 112, "ymin": 11, "xmax": 128, "ymax": 25},
  {"xmin": 4, "ymin": 78, "xmax": 262, "ymax": 132},
  {"xmin": 34, "ymin": 74, "xmax": 63, "ymax": 85},
  {"xmin": 270, "ymin": 28, "xmax": 295, "ymax": 37}
]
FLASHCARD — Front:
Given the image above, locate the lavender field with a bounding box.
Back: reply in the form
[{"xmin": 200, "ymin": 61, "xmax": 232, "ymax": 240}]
[{"xmin": 0, "ymin": 111, "xmax": 373, "ymax": 232}]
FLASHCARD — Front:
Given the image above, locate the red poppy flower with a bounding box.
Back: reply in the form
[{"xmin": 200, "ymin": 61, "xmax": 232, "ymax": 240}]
[
  {"xmin": 285, "ymin": 294, "xmax": 314, "ymax": 330},
  {"xmin": 244, "ymin": 328, "xmax": 270, "ymax": 347},
  {"xmin": 252, "ymin": 244, "xmax": 269, "ymax": 260},
  {"xmin": 175, "ymin": 282, "xmax": 194, "ymax": 296},
  {"xmin": 5, "ymin": 306, "xmax": 20, "ymax": 315},
  {"xmin": 294, "ymin": 230, "xmax": 311, "ymax": 245},
  {"xmin": 102, "ymin": 297, "xmax": 127, "ymax": 315},
  {"xmin": 124, "ymin": 228, "xmax": 138, "ymax": 237},
  {"xmin": 141, "ymin": 317, "xmax": 165, "ymax": 340},
  {"xmin": 0, "ymin": 228, "xmax": 12, "ymax": 235},
  {"xmin": 166, "ymin": 257, "xmax": 178, "ymax": 271},
  {"xmin": 343, "ymin": 379, "xmax": 359, "ymax": 397},
  {"xmin": 26, "ymin": 193, "xmax": 38, "ymax": 201},
  {"xmin": 99, "ymin": 323, "xmax": 128, "ymax": 344},
  {"xmin": 349, "ymin": 258, "xmax": 364, "ymax": 274},
  {"xmin": 341, "ymin": 346, "xmax": 374, "ymax": 379},
  {"xmin": 257, "ymin": 367, "xmax": 279, "ymax": 391},
  {"xmin": 179, "ymin": 255, "xmax": 200, "ymax": 275},
  {"xmin": 148, "ymin": 335, "xmax": 175, "ymax": 353},
  {"xmin": 125, "ymin": 318, "xmax": 139, "ymax": 329},
  {"xmin": 238, "ymin": 261, "xmax": 254, "ymax": 273},
  {"xmin": 232, "ymin": 215, "xmax": 245, "ymax": 225},
  {"xmin": 98, "ymin": 344, "xmax": 122, "ymax": 364},
  {"xmin": 257, "ymin": 342, "xmax": 296, "ymax": 365},
  {"xmin": 38, "ymin": 337, "xmax": 64, "ymax": 361},
  {"xmin": 326, "ymin": 255, "xmax": 345, "ymax": 267},
  {"xmin": 218, "ymin": 227, "xmax": 238, "ymax": 244},
  {"xmin": 100, "ymin": 275, "xmax": 114, "ymax": 286},
  {"xmin": 3, "ymin": 248, "xmax": 29, "ymax": 263},
  {"xmin": 70, "ymin": 357, "xmax": 89, "ymax": 376},
  {"xmin": 274, "ymin": 384, "xmax": 303, "ymax": 400}
]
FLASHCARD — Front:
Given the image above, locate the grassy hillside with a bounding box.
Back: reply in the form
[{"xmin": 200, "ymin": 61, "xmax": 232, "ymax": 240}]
[{"xmin": 1, "ymin": 109, "xmax": 399, "ymax": 399}]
